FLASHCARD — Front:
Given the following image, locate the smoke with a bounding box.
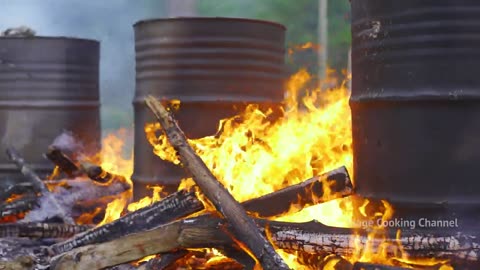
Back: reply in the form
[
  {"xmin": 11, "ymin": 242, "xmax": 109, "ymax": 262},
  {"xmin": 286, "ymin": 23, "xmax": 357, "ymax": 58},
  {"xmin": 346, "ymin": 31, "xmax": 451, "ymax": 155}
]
[
  {"xmin": 0, "ymin": 0, "xmax": 167, "ymax": 134},
  {"xmin": 50, "ymin": 131, "xmax": 84, "ymax": 155},
  {"xmin": 23, "ymin": 176, "xmax": 131, "ymax": 223}
]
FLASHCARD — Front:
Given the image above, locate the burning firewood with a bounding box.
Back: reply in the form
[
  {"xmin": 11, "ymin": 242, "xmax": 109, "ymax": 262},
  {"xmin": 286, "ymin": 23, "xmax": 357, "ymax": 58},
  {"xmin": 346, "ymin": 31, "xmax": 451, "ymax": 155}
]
[
  {"xmin": 242, "ymin": 166, "xmax": 352, "ymax": 218},
  {"xmin": 79, "ymin": 160, "xmax": 124, "ymax": 184},
  {"xmin": 5, "ymin": 147, "xmax": 75, "ymax": 224},
  {"xmin": 49, "ymin": 189, "xmax": 204, "ymax": 255},
  {"xmin": 145, "ymin": 95, "xmax": 290, "ymax": 270},
  {"xmin": 0, "ymin": 182, "xmax": 35, "ymax": 202},
  {"xmin": 0, "ymin": 194, "xmax": 38, "ymax": 218},
  {"xmin": 0, "ymin": 222, "xmax": 92, "ymax": 239},
  {"xmin": 50, "ymin": 216, "xmax": 480, "ymax": 269},
  {"xmin": 49, "ymin": 165, "xmax": 351, "ymax": 257},
  {"xmin": 45, "ymin": 146, "xmax": 81, "ymax": 178}
]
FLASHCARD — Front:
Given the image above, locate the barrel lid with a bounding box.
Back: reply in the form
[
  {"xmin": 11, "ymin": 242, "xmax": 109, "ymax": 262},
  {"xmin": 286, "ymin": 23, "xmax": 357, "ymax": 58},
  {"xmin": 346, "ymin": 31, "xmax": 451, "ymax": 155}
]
[
  {"xmin": 133, "ymin": 17, "xmax": 286, "ymax": 30},
  {"xmin": 0, "ymin": 36, "xmax": 99, "ymax": 44}
]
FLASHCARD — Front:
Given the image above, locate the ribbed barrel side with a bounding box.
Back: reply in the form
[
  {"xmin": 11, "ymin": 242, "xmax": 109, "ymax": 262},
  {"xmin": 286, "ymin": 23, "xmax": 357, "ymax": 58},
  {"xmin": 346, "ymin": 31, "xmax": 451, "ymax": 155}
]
[
  {"xmin": 0, "ymin": 37, "xmax": 100, "ymax": 185},
  {"xmin": 132, "ymin": 18, "xmax": 286, "ymax": 197},
  {"xmin": 351, "ymin": 0, "xmax": 480, "ymax": 206}
]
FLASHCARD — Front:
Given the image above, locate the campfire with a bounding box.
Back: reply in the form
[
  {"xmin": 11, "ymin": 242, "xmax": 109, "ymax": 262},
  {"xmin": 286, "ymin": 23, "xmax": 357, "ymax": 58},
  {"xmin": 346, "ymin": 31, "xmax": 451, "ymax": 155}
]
[{"xmin": 0, "ymin": 68, "xmax": 475, "ymax": 270}]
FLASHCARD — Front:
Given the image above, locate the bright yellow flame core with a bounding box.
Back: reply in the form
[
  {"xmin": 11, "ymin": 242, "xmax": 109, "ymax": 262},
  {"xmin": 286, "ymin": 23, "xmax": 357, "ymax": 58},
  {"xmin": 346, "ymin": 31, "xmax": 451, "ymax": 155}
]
[
  {"xmin": 98, "ymin": 69, "xmax": 449, "ymax": 269},
  {"xmin": 146, "ymin": 69, "xmax": 354, "ymax": 226},
  {"xmin": 95, "ymin": 129, "xmax": 133, "ymax": 225}
]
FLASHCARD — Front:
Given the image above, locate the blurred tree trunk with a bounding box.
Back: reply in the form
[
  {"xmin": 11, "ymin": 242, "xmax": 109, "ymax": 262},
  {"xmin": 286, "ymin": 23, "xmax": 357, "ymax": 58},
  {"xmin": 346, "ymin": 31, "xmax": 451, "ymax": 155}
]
[{"xmin": 166, "ymin": 0, "xmax": 197, "ymax": 17}]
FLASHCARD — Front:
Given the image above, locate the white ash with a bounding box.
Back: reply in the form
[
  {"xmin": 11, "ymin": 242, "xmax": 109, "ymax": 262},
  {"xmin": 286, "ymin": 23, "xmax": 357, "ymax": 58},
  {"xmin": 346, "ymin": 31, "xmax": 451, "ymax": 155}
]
[
  {"xmin": 0, "ymin": 237, "xmax": 44, "ymax": 261},
  {"xmin": 50, "ymin": 131, "xmax": 85, "ymax": 156},
  {"xmin": 22, "ymin": 176, "xmax": 131, "ymax": 223}
]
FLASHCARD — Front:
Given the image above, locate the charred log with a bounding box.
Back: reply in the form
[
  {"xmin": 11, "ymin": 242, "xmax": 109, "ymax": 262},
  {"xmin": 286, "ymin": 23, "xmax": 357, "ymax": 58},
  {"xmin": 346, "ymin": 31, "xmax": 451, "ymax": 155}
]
[
  {"xmin": 220, "ymin": 246, "xmax": 257, "ymax": 270},
  {"xmin": 79, "ymin": 161, "xmax": 123, "ymax": 184},
  {"xmin": 145, "ymin": 95, "xmax": 290, "ymax": 270},
  {"xmin": 0, "ymin": 195, "xmax": 38, "ymax": 218},
  {"xmin": 49, "ymin": 165, "xmax": 350, "ymax": 260},
  {"xmin": 49, "ymin": 189, "xmax": 204, "ymax": 255},
  {"xmin": 0, "ymin": 222, "xmax": 91, "ymax": 238},
  {"xmin": 51, "ymin": 216, "xmax": 480, "ymax": 269},
  {"xmin": 242, "ymin": 166, "xmax": 352, "ymax": 218},
  {"xmin": 5, "ymin": 147, "xmax": 74, "ymax": 224},
  {"xmin": 0, "ymin": 182, "xmax": 35, "ymax": 202},
  {"xmin": 45, "ymin": 146, "xmax": 80, "ymax": 178}
]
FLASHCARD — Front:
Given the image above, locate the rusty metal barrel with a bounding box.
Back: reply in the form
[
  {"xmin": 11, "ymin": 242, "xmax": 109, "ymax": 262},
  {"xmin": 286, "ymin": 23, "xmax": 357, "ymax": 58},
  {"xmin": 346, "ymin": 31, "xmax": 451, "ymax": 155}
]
[
  {"xmin": 0, "ymin": 37, "xmax": 100, "ymax": 186},
  {"xmin": 350, "ymin": 0, "xmax": 480, "ymax": 223},
  {"xmin": 132, "ymin": 17, "xmax": 286, "ymax": 199}
]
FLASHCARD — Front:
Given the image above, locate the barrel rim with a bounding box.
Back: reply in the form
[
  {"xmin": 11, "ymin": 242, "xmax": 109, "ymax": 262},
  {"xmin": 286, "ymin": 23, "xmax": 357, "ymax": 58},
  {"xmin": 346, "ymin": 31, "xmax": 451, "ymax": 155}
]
[
  {"xmin": 0, "ymin": 36, "xmax": 99, "ymax": 44},
  {"xmin": 133, "ymin": 17, "xmax": 287, "ymax": 30}
]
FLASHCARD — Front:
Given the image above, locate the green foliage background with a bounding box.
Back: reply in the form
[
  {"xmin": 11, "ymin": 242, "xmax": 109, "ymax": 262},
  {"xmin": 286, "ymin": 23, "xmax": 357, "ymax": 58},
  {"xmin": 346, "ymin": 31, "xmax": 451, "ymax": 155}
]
[{"xmin": 196, "ymin": 0, "xmax": 351, "ymax": 73}]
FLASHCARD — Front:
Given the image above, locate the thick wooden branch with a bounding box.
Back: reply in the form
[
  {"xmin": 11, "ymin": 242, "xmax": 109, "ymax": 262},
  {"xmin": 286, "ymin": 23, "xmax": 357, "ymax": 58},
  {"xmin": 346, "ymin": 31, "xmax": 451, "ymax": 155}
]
[
  {"xmin": 0, "ymin": 223, "xmax": 91, "ymax": 238},
  {"xmin": 49, "ymin": 189, "xmax": 204, "ymax": 255},
  {"xmin": 45, "ymin": 146, "xmax": 80, "ymax": 178},
  {"xmin": 79, "ymin": 161, "xmax": 123, "ymax": 184},
  {"xmin": 5, "ymin": 147, "xmax": 74, "ymax": 224},
  {"xmin": 51, "ymin": 216, "xmax": 480, "ymax": 269},
  {"xmin": 145, "ymin": 95, "xmax": 290, "ymax": 270},
  {"xmin": 48, "ymin": 165, "xmax": 350, "ymax": 256},
  {"xmin": 242, "ymin": 166, "xmax": 352, "ymax": 218}
]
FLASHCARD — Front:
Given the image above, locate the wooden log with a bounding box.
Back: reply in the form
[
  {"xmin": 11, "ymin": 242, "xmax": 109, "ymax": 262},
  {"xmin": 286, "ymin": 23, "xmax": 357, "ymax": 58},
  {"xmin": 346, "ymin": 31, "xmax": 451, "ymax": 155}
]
[
  {"xmin": 49, "ymin": 165, "xmax": 349, "ymax": 255},
  {"xmin": 145, "ymin": 95, "xmax": 290, "ymax": 270},
  {"xmin": 45, "ymin": 146, "xmax": 81, "ymax": 178},
  {"xmin": 0, "ymin": 222, "xmax": 92, "ymax": 238},
  {"xmin": 5, "ymin": 147, "xmax": 74, "ymax": 224},
  {"xmin": 50, "ymin": 216, "xmax": 480, "ymax": 270},
  {"xmin": 264, "ymin": 219, "xmax": 480, "ymax": 267},
  {"xmin": 220, "ymin": 246, "xmax": 257, "ymax": 270},
  {"xmin": 49, "ymin": 189, "xmax": 204, "ymax": 255},
  {"xmin": 0, "ymin": 182, "xmax": 35, "ymax": 202},
  {"xmin": 0, "ymin": 195, "xmax": 38, "ymax": 218},
  {"xmin": 79, "ymin": 161, "xmax": 124, "ymax": 184},
  {"xmin": 242, "ymin": 166, "xmax": 352, "ymax": 218}
]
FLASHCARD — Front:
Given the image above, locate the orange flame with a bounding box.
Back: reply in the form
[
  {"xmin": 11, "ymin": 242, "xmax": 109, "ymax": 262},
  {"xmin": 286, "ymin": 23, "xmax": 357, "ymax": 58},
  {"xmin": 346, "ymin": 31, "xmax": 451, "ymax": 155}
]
[{"xmin": 95, "ymin": 68, "xmax": 451, "ymax": 269}]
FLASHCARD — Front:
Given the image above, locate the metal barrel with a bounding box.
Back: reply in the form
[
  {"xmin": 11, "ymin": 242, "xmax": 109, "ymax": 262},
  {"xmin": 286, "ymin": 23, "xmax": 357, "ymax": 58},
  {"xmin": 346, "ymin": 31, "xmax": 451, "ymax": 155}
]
[
  {"xmin": 350, "ymin": 0, "xmax": 480, "ymax": 222},
  {"xmin": 132, "ymin": 17, "xmax": 286, "ymax": 199},
  {"xmin": 0, "ymin": 37, "xmax": 100, "ymax": 186}
]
